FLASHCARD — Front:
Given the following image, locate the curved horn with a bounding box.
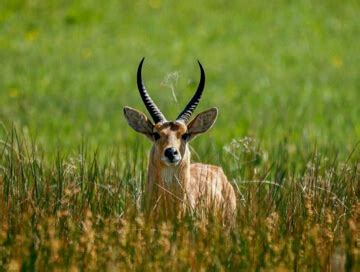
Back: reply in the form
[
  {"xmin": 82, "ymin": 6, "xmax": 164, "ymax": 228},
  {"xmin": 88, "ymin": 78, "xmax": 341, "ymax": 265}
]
[
  {"xmin": 137, "ymin": 58, "xmax": 166, "ymax": 123},
  {"xmin": 176, "ymin": 61, "xmax": 205, "ymax": 123}
]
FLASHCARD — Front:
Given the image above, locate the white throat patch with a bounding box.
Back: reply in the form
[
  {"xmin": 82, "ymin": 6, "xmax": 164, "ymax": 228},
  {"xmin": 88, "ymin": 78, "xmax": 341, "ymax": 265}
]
[{"xmin": 160, "ymin": 166, "xmax": 178, "ymax": 185}]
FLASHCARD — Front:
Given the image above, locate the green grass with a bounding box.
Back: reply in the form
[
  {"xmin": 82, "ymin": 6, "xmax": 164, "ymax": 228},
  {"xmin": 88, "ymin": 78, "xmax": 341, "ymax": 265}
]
[{"xmin": 0, "ymin": 0, "xmax": 359, "ymax": 270}]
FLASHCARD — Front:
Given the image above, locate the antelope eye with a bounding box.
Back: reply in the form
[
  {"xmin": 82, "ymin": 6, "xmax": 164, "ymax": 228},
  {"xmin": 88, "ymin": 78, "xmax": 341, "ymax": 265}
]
[
  {"xmin": 152, "ymin": 132, "xmax": 160, "ymax": 141},
  {"xmin": 182, "ymin": 133, "xmax": 189, "ymax": 141}
]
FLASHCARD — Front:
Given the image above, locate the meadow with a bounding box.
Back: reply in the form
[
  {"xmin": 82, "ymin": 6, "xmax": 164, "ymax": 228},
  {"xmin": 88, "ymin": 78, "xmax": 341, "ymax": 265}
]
[{"xmin": 0, "ymin": 0, "xmax": 359, "ymax": 270}]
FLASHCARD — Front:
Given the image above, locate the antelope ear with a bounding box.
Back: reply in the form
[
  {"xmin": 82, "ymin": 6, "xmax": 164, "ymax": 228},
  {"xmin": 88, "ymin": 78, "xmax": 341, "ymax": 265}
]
[
  {"xmin": 123, "ymin": 106, "xmax": 154, "ymax": 139},
  {"xmin": 187, "ymin": 108, "xmax": 218, "ymax": 141}
]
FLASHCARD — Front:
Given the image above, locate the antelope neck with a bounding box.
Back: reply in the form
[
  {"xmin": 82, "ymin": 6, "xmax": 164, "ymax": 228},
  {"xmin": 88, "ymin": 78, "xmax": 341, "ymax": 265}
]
[{"xmin": 148, "ymin": 145, "xmax": 191, "ymax": 188}]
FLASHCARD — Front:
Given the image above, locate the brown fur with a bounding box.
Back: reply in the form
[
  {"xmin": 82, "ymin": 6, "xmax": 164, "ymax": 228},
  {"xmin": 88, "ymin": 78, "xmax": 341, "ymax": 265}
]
[
  {"xmin": 124, "ymin": 106, "xmax": 237, "ymax": 222},
  {"xmin": 145, "ymin": 122, "xmax": 236, "ymax": 221}
]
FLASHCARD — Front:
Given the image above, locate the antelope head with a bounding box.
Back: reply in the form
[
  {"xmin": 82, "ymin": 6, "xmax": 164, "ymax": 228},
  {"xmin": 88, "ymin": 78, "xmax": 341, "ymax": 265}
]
[{"xmin": 124, "ymin": 58, "xmax": 218, "ymax": 166}]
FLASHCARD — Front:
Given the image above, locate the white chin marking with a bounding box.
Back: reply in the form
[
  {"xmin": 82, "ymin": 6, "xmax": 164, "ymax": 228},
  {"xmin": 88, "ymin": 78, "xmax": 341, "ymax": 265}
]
[{"xmin": 161, "ymin": 157, "xmax": 181, "ymax": 166}]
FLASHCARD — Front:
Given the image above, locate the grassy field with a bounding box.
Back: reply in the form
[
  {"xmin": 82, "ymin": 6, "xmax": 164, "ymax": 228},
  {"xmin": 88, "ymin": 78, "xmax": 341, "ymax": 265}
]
[{"xmin": 0, "ymin": 0, "xmax": 359, "ymax": 270}]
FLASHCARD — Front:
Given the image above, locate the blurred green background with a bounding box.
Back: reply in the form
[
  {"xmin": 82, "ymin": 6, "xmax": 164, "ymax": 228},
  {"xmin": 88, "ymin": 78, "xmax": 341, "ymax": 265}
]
[{"xmin": 0, "ymin": 0, "xmax": 359, "ymax": 158}]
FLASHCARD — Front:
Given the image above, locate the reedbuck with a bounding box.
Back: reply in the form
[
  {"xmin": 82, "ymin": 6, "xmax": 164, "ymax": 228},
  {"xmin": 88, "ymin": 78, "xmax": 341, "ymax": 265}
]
[{"xmin": 124, "ymin": 58, "xmax": 236, "ymax": 220}]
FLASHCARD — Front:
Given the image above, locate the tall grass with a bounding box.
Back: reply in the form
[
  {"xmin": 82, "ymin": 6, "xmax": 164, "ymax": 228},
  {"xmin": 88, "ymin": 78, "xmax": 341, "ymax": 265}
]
[
  {"xmin": 0, "ymin": 128, "xmax": 358, "ymax": 270},
  {"xmin": 0, "ymin": 0, "xmax": 359, "ymax": 270}
]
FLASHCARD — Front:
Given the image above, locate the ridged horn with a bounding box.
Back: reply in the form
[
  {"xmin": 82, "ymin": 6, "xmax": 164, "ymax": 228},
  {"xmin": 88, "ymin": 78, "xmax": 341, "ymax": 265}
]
[
  {"xmin": 176, "ymin": 61, "xmax": 205, "ymax": 123},
  {"xmin": 137, "ymin": 58, "xmax": 166, "ymax": 123}
]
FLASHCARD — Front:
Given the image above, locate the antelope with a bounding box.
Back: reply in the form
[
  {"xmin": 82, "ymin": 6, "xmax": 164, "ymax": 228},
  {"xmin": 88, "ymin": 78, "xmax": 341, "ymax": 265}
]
[{"xmin": 123, "ymin": 58, "xmax": 236, "ymax": 221}]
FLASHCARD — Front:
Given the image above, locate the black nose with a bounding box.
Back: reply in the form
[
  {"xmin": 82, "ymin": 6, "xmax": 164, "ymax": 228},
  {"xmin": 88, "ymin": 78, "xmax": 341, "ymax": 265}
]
[{"xmin": 164, "ymin": 147, "xmax": 179, "ymax": 160}]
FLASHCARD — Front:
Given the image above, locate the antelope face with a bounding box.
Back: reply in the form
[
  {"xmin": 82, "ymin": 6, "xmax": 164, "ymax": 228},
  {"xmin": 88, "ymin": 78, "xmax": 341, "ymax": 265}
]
[
  {"xmin": 152, "ymin": 121, "xmax": 188, "ymax": 165},
  {"xmin": 123, "ymin": 58, "xmax": 218, "ymax": 167}
]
